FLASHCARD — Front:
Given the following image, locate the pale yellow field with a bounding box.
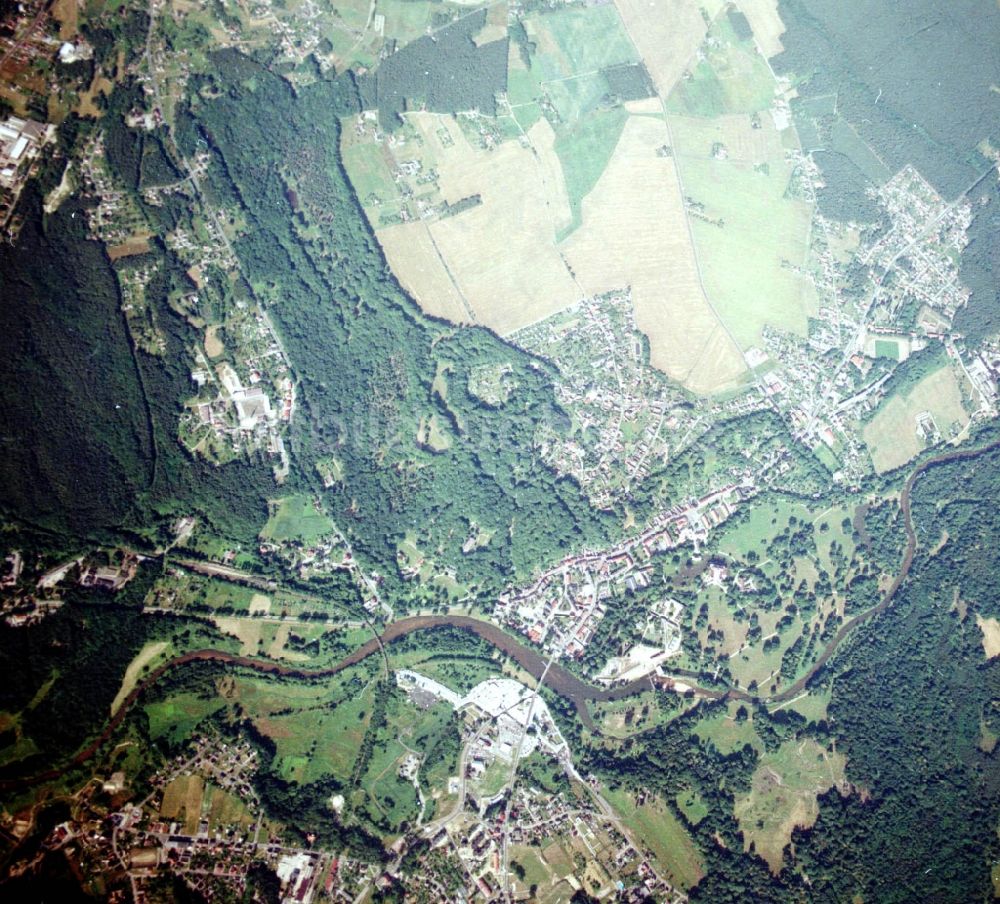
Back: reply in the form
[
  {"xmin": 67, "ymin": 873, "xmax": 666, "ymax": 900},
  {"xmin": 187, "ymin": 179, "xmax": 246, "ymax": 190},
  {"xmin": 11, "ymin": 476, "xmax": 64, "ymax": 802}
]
[
  {"xmin": 378, "ymin": 114, "xmax": 579, "ymax": 335},
  {"xmin": 613, "ymin": 0, "xmax": 723, "ymax": 98},
  {"xmin": 378, "ymin": 223, "xmax": 473, "ymax": 324},
  {"xmin": 110, "ymin": 641, "xmax": 168, "ymax": 715},
  {"xmin": 204, "ymin": 325, "xmax": 224, "ymax": 359},
  {"xmin": 561, "ymin": 114, "xmax": 746, "ymax": 393},
  {"xmin": 977, "ymin": 615, "xmax": 1000, "ymax": 659},
  {"xmin": 864, "ymin": 364, "xmax": 970, "ymax": 474},
  {"xmin": 214, "ymin": 616, "xmax": 261, "ymax": 656},
  {"xmin": 735, "ymin": 0, "xmax": 786, "ymax": 57},
  {"xmin": 248, "ymin": 593, "xmax": 271, "ymax": 615}
]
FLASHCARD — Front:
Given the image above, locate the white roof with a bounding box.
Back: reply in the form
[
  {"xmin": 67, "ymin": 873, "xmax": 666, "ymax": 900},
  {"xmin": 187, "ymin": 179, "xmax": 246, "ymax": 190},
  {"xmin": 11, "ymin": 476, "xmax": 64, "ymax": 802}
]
[{"xmin": 9, "ymin": 136, "xmax": 28, "ymax": 161}]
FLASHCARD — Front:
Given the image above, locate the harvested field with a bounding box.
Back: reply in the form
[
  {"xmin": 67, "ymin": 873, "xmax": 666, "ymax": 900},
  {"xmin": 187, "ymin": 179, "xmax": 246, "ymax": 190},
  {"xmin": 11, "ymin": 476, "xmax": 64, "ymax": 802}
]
[
  {"xmin": 561, "ymin": 114, "xmax": 745, "ymax": 393},
  {"xmin": 612, "ymin": 0, "xmax": 723, "ymax": 98},
  {"xmin": 377, "ymin": 223, "xmax": 472, "ymax": 324},
  {"xmin": 977, "ymin": 615, "xmax": 1000, "ymax": 659},
  {"xmin": 378, "ymin": 114, "xmax": 579, "ymax": 335},
  {"xmin": 735, "ymin": 0, "xmax": 786, "ymax": 58},
  {"xmin": 107, "ymin": 235, "xmax": 151, "ymax": 261}
]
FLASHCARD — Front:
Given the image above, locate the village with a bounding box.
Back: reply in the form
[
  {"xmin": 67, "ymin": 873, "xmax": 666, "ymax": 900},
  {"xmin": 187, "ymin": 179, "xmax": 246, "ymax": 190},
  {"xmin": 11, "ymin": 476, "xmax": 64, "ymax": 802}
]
[{"xmin": 494, "ymin": 484, "xmax": 748, "ymax": 667}]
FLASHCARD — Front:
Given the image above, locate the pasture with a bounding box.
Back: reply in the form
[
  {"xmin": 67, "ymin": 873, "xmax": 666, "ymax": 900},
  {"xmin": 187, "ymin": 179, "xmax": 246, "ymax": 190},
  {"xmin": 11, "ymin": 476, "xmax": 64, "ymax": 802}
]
[
  {"xmin": 733, "ymin": 738, "xmax": 846, "ymax": 873},
  {"xmin": 604, "ymin": 786, "xmax": 705, "ymax": 889},
  {"xmin": 863, "ymin": 362, "xmax": 970, "ymax": 473},
  {"xmin": 668, "ymin": 113, "xmax": 817, "ymax": 348},
  {"xmin": 261, "ymin": 495, "xmax": 334, "ymax": 544}
]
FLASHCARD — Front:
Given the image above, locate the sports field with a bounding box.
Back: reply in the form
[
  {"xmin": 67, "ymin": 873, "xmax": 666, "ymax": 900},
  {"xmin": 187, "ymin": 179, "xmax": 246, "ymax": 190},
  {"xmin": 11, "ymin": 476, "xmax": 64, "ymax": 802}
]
[{"xmin": 863, "ymin": 363, "xmax": 970, "ymax": 473}]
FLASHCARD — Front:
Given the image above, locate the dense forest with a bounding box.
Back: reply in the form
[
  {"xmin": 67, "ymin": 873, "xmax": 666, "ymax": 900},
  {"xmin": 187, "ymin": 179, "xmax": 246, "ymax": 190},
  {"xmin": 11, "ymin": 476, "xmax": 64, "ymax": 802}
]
[
  {"xmin": 358, "ymin": 10, "xmax": 509, "ymax": 130},
  {"xmin": 176, "ymin": 50, "xmax": 613, "ymax": 594}
]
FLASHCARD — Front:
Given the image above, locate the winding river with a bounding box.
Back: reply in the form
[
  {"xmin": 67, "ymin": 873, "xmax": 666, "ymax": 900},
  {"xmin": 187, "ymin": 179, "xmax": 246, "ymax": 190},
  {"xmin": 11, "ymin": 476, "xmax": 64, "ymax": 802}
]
[{"xmin": 3, "ymin": 438, "xmax": 997, "ymax": 791}]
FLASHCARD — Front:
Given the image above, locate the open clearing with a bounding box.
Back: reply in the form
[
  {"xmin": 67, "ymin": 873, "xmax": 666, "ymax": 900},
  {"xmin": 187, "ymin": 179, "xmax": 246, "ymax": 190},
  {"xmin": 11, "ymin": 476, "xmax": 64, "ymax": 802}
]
[
  {"xmin": 204, "ymin": 324, "xmax": 224, "ymax": 358},
  {"xmin": 734, "ymin": 738, "xmax": 846, "ymax": 873},
  {"xmin": 261, "ymin": 495, "xmax": 334, "ymax": 544},
  {"xmin": 668, "ymin": 113, "xmax": 817, "ymax": 347},
  {"xmin": 977, "ymin": 615, "xmax": 1000, "ymax": 659},
  {"xmin": 562, "ymin": 114, "xmax": 746, "ymax": 393},
  {"xmin": 111, "ymin": 641, "xmax": 169, "ymax": 715},
  {"xmin": 864, "ymin": 363, "xmax": 970, "ymax": 473}
]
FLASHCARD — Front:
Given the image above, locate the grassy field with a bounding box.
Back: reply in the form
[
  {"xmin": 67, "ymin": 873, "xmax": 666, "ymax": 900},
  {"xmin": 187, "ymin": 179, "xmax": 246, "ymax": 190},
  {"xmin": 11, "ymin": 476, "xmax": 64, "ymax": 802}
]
[
  {"xmin": 553, "ymin": 106, "xmax": 628, "ymax": 238},
  {"xmin": 262, "ymin": 682, "xmax": 374, "ymax": 785},
  {"xmin": 770, "ymin": 688, "xmax": 831, "ymax": 724},
  {"xmin": 734, "ymin": 738, "xmax": 846, "ymax": 873},
  {"xmin": 160, "ymin": 774, "xmax": 204, "ymax": 834},
  {"xmin": 261, "ymin": 495, "xmax": 335, "ymax": 544},
  {"xmin": 864, "ymin": 362, "xmax": 970, "ymax": 473},
  {"xmin": 530, "ymin": 4, "xmax": 638, "ymax": 75},
  {"xmin": 145, "ymin": 693, "xmax": 225, "ymax": 744},
  {"xmin": 692, "ymin": 700, "xmax": 762, "ymax": 754},
  {"xmin": 664, "ymin": 13, "xmax": 775, "ymax": 116},
  {"xmin": 604, "ymin": 786, "xmax": 705, "ymax": 889},
  {"xmin": 111, "ymin": 641, "xmax": 170, "ymax": 714},
  {"xmin": 829, "ymin": 117, "xmax": 892, "ymax": 184},
  {"xmin": 715, "ymin": 496, "xmax": 812, "ymax": 559},
  {"xmin": 668, "ymin": 113, "xmax": 817, "ymax": 348},
  {"xmin": 676, "ymin": 788, "xmax": 709, "ymax": 826}
]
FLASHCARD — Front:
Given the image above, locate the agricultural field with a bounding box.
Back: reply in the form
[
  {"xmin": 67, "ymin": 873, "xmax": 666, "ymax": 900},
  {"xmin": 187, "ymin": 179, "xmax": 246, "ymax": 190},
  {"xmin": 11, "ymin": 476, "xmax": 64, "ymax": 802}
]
[
  {"xmin": 160, "ymin": 774, "xmax": 205, "ymax": 835},
  {"xmin": 603, "ymin": 786, "xmax": 705, "ymax": 889},
  {"xmin": 561, "ymin": 113, "xmax": 746, "ymax": 393},
  {"xmin": 110, "ymin": 640, "xmax": 171, "ymax": 714},
  {"xmin": 370, "ymin": 112, "xmax": 579, "ymax": 335},
  {"xmin": 863, "ymin": 362, "xmax": 971, "ymax": 473},
  {"xmin": 667, "ymin": 113, "xmax": 818, "ymax": 348},
  {"xmin": 664, "ymin": 9, "xmax": 776, "ymax": 117},
  {"xmin": 611, "ymin": 0, "xmax": 722, "ymax": 98},
  {"xmin": 261, "ymin": 495, "xmax": 335, "ymax": 544},
  {"xmin": 733, "ymin": 738, "xmax": 847, "ymax": 873}
]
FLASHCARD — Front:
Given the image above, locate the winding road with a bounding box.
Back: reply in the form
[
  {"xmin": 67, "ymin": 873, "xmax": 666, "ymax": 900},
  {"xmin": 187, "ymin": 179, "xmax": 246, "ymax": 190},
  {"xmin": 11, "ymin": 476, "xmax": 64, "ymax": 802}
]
[{"xmin": 3, "ymin": 438, "xmax": 998, "ymax": 792}]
